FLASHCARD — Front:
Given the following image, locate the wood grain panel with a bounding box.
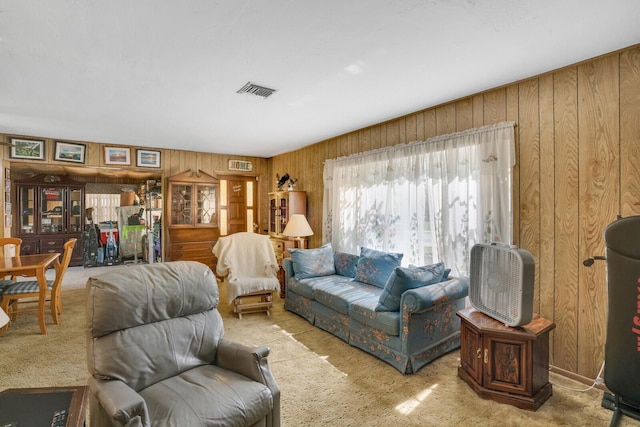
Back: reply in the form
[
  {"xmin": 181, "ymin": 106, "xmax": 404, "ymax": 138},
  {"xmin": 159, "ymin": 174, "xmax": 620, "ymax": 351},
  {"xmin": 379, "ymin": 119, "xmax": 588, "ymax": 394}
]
[
  {"xmin": 577, "ymin": 55, "xmax": 619, "ymax": 378},
  {"xmin": 505, "ymin": 85, "xmax": 520, "ymax": 246},
  {"xmin": 538, "ymin": 74, "xmax": 555, "ymax": 325},
  {"xmin": 386, "ymin": 120, "xmax": 400, "ymax": 146},
  {"xmin": 455, "ymin": 98, "xmax": 473, "ymax": 131},
  {"xmin": 553, "ymin": 67, "xmax": 580, "ymax": 373},
  {"xmin": 359, "ymin": 129, "xmax": 371, "ymax": 153},
  {"xmin": 436, "ymin": 103, "xmax": 455, "ymax": 134},
  {"xmin": 406, "ymin": 114, "xmax": 417, "ymax": 143},
  {"xmin": 620, "ymin": 47, "xmax": 640, "ymax": 216},
  {"xmin": 517, "ymin": 79, "xmax": 541, "ymax": 311},
  {"xmin": 472, "ymin": 95, "xmax": 484, "ymax": 128},
  {"xmin": 483, "ymin": 89, "xmax": 507, "ymax": 124},
  {"xmin": 424, "ymin": 110, "xmax": 437, "ymax": 139},
  {"xmin": 416, "ymin": 111, "xmax": 425, "ymax": 142}
]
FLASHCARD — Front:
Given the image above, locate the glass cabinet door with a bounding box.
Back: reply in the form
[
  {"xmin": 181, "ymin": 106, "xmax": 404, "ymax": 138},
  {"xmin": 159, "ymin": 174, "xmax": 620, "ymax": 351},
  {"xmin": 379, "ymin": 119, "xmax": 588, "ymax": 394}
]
[
  {"xmin": 40, "ymin": 187, "xmax": 64, "ymax": 233},
  {"xmin": 196, "ymin": 184, "xmax": 217, "ymax": 226},
  {"xmin": 19, "ymin": 186, "xmax": 36, "ymax": 235},
  {"xmin": 69, "ymin": 188, "xmax": 83, "ymax": 233},
  {"xmin": 170, "ymin": 183, "xmax": 193, "ymax": 225}
]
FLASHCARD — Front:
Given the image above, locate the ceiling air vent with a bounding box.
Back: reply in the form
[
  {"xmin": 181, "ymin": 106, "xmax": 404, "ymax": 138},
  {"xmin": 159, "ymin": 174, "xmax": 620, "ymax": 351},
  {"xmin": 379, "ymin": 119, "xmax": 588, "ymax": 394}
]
[{"xmin": 236, "ymin": 82, "xmax": 277, "ymax": 99}]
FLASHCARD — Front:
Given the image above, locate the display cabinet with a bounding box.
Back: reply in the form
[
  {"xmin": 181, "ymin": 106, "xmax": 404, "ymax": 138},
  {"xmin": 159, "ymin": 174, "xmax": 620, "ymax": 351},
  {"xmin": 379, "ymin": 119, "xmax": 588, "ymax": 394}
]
[
  {"xmin": 457, "ymin": 307, "xmax": 555, "ymax": 411},
  {"xmin": 15, "ymin": 175, "xmax": 85, "ymax": 266},
  {"xmin": 167, "ymin": 170, "xmax": 219, "ymax": 270},
  {"xmin": 268, "ymin": 190, "xmax": 306, "ymax": 294}
]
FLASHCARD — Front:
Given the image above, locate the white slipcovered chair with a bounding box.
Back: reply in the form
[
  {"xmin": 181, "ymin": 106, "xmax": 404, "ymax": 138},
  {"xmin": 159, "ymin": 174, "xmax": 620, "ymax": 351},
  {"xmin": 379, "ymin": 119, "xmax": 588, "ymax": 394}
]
[{"xmin": 213, "ymin": 232, "xmax": 280, "ymax": 319}]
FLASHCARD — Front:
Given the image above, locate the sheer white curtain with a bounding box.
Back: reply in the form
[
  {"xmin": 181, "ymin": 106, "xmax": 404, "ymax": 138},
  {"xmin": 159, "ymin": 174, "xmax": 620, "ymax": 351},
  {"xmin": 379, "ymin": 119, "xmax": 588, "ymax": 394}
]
[{"xmin": 322, "ymin": 122, "xmax": 515, "ymax": 276}]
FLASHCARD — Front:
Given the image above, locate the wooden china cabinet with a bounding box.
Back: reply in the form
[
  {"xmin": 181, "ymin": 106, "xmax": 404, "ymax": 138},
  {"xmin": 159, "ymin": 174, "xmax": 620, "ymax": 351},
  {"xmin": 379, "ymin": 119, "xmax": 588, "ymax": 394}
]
[
  {"xmin": 166, "ymin": 170, "xmax": 219, "ymax": 270},
  {"xmin": 457, "ymin": 307, "xmax": 555, "ymax": 411},
  {"xmin": 268, "ymin": 190, "xmax": 306, "ymax": 292},
  {"xmin": 14, "ymin": 174, "xmax": 85, "ymax": 266}
]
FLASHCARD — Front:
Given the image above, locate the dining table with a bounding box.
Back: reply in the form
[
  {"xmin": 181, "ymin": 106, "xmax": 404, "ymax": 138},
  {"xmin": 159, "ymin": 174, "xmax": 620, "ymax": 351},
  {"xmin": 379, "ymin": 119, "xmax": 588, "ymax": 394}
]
[{"xmin": 0, "ymin": 252, "xmax": 60, "ymax": 334}]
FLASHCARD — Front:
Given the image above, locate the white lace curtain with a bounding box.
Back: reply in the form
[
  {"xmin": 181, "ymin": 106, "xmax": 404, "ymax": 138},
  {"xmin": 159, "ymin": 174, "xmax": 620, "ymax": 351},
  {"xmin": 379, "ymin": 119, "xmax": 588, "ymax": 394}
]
[{"xmin": 322, "ymin": 122, "xmax": 515, "ymax": 276}]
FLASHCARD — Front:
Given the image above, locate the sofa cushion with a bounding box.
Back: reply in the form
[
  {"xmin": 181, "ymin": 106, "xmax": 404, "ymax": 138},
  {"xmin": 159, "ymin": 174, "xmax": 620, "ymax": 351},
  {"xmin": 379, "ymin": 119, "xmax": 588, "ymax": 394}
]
[
  {"xmin": 353, "ymin": 247, "xmax": 403, "ymax": 288},
  {"xmin": 349, "ymin": 297, "xmax": 401, "ymax": 336},
  {"xmin": 334, "ymin": 252, "xmax": 359, "ymax": 278},
  {"xmin": 289, "ymin": 243, "xmax": 336, "ymax": 279},
  {"xmin": 313, "ymin": 279, "xmax": 381, "ymax": 315},
  {"xmin": 375, "ymin": 262, "xmax": 447, "ymax": 312}
]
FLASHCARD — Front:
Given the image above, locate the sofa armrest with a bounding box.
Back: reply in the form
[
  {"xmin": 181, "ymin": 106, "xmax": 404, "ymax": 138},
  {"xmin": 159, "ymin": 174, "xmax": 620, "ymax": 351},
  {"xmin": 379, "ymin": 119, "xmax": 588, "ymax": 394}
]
[
  {"xmin": 401, "ymin": 277, "xmax": 469, "ymax": 314},
  {"xmin": 282, "ymin": 258, "xmax": 295, "ymax": 285},
  {"xmin": 88, "ymin": 376, "xmax": 149, "ymax": 427}
]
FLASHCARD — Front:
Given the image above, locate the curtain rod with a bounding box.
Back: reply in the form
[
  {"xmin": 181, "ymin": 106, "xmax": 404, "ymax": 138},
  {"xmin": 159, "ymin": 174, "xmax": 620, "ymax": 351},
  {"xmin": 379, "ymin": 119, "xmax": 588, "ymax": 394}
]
[{"xmin": 325, "ymin": 121, "xmax": 515, "ymax": 165}]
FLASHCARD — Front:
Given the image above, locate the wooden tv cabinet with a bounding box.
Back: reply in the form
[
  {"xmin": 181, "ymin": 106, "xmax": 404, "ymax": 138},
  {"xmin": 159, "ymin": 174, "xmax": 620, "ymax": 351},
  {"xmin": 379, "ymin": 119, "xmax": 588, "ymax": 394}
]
[{"xmin": 457, "ymin": 307, "xmax": 555, "ymax": 411}]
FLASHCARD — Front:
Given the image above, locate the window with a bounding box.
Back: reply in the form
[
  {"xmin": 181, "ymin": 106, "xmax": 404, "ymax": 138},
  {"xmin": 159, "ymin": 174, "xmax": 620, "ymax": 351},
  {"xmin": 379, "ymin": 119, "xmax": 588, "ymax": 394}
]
[{"xmin": 323, "ymin": 122, "xmax": 515, "ymax": 276}]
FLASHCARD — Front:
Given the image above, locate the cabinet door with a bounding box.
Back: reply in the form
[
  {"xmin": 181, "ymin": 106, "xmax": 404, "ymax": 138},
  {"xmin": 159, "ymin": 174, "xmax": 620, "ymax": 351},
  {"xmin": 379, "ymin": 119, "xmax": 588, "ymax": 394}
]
[
  {"xmin": 18, "ymin": 185, "xmax": 36, "ymax": 235},
  {"xmin": 195, "ymin": 183, "xmax": 217, "ymax": 226},
  {"xmin": 20, "ymin": 238, "xmax": 40, "ymax": 256},
  {"xmin": 459, "ymin": 321, "xmax": 483, "ymax": 384},
  {"xmin": 483, "ymin": 334, "xmax": 530, "ymax": 396},
  {"xmin": 40, "ymin": 187, "xmax": 65, "ymax": 234},
  {"xmin": 68, "ymin": 187, "xmax": 83, "ymax": 233},
  {"xmin": 169, "ymin": 182, "xmax": 194, "ymax": 226}
]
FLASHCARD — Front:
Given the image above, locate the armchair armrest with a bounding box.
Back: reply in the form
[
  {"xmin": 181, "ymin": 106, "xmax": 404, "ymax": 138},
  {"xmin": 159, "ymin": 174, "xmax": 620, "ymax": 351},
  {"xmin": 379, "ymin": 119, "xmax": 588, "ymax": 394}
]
[
  {"xmin": 401, "ymin": 277, "xmax": 469, "ymax": 314},
  {"xmin": 216, "ymin": 338, "xmax": 281, "ymax": 424},
  {"xmin": 88, "ymin": 376, "xmax": 149, "ymax": 427}
]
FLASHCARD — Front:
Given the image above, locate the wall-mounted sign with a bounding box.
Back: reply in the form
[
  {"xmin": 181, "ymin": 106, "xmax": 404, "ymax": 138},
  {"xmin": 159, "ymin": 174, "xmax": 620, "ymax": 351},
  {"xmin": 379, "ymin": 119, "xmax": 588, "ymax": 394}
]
[{"xmin": 228, "ymin": 159, "xmax": 253, "ymax": 172}]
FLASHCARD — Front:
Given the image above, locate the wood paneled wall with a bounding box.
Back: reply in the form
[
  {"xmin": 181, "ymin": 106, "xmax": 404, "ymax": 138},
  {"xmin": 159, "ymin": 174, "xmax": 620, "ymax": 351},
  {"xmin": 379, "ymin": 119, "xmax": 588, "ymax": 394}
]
[
  {"xmin": 270, "ymin": 44, "xmax": 640, "ymax": 381},
  {"xmin": 0, "ymin": 138, "xmax": 271, "ymax": 249}
]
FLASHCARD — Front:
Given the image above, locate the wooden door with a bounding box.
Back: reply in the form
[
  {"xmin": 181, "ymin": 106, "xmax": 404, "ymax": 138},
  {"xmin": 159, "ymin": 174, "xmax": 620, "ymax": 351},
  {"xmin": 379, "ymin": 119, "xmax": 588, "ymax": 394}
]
[{"xmin": 219, "ymin": 176, "xmax": 258, "ymax": 236}]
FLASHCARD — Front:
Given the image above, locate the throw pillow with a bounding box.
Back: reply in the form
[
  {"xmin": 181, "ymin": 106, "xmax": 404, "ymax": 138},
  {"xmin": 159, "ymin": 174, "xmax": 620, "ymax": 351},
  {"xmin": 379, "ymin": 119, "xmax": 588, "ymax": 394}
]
[
  {"xmin": 334, "ymin": 252, "xmax": 359, "ymax": 278},
  {"xmin": 375, "ymin": 262, "xmax": 446, "ymax": 312},
  {"xmin": 288, "ymin": 243, "xmax": 336, "ymax": 279},
  {"xmin": 354, "ymin": 247, "xmax": 403, "ymax": 288}
]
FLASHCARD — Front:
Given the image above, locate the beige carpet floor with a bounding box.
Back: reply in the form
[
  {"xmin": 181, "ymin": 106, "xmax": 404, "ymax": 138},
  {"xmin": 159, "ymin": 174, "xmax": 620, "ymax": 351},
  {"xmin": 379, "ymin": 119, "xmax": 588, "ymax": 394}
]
[{"xmin": 1, "ymin": 264, "xmax": 638, "ymax": 426}]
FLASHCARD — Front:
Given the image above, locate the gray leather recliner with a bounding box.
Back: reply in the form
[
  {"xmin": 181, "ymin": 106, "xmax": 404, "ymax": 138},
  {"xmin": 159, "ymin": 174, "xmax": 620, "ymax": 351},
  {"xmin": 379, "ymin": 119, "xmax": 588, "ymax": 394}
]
[{"xmin": 86, "ymin": 261, "xmax": 280, "ymax": 427}]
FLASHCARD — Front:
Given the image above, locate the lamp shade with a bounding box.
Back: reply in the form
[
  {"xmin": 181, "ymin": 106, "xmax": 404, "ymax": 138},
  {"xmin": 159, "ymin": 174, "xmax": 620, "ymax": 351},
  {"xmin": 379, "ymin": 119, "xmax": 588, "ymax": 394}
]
[
  {"xmin": 0, "ymin": 306, "xmax": 9, "ymax": 328},
  {"xmin": 282, "ymin": 214, "xmax": 314, "ymax": 238}
]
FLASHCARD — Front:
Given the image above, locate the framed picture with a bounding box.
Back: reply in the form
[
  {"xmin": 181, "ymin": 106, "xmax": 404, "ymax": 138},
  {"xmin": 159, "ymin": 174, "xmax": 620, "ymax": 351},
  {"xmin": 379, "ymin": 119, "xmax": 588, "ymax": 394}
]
[
  {"xmin": 54, "ymin": 141, "xmax": 86, "ymax": 163},
  {"xmin": 4, "ymin": 215, "xmax": 11, "ymax": 228},
  {"xmin": 9, "ymin": 137, "xmax": 45, "ymax": 160},
  {"xmin": 4, "ymin": 179, "xmax": 10, "ymax": 192},
  {"xmin": 104, "ymin": 146, "xmax": 131, "ymax": 165},
  {"xmin": 136, "ymin": 149, "xmax": 161, "ymax": 168},
  {"xmin": 4, "ymin": 202, "xmax": 10, "ymax": 215},
  {"xmin": 5, "ymin": 168, "xmax": 10, "ymax": 179}
]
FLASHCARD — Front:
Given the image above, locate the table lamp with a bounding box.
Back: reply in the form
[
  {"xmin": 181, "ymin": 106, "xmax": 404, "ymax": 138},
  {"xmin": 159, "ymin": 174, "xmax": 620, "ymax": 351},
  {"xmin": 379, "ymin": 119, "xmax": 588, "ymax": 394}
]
[
  {"xmin": 282, "ymin": 214, "xmax": 313, "ymax": 248},
  {"xmin": 0, "ymin": 306, "xmax": 9, "ymax": 328}
]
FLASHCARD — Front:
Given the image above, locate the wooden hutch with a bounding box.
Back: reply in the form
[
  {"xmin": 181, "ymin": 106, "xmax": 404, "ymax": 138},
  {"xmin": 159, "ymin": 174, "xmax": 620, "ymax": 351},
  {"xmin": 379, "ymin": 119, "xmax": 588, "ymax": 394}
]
[
  {"xmin": 14, "ymin": 174, "xmax": 85, "ymax": 266},
  {"xmin": 166, "ymin": 170, "xmax": 219, "ymax": 270}
]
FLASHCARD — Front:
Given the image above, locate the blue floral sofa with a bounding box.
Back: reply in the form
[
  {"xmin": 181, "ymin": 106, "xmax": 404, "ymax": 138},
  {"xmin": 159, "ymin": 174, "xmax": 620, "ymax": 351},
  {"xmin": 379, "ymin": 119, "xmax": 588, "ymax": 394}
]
[{"xmin": 283, "ymin": 244, "xmax": 469, "ymax": 374}]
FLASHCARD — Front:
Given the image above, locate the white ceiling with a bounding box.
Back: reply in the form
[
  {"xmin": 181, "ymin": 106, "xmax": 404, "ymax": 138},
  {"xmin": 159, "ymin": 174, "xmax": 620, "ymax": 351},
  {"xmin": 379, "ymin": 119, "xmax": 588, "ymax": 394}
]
[{"xmin": 1, "ymin": 1, "xmax": 639, "ymax": 158}]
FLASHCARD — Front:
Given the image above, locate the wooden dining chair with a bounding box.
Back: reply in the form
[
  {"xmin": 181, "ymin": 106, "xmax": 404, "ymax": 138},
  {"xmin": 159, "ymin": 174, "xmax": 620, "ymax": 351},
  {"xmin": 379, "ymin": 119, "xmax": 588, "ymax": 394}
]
[
  {"xmin": 0, "ymin": 238, "xmax": 76, "ymax": 334},
  {"xmin": 0, "ymin": 237, "xmax": 22, "ymax": 282}
]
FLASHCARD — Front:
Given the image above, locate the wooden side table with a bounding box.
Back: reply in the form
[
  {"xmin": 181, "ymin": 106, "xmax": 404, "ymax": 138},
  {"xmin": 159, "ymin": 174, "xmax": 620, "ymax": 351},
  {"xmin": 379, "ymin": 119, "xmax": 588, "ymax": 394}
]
[
  {"xmin": 0, "ymin": 386, "xmax": 88, "ymax": 426},
  {"xmin": 457, "ymin": 307, "xmax": 555, "ymax": 411}
]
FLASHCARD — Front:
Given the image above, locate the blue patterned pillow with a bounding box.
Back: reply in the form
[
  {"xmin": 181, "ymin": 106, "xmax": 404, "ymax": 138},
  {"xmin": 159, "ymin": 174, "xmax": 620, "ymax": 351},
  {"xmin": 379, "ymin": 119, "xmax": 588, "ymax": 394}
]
[
  {"xmin": 375, "ymin": 262, "xmax": 446, "ymax": 312},
  {"xmin": 334, "ymin": 252, "xmax": 359, "ymax": 278},
  {"xmin": 288, "ymin": 243, "xmax": 336, "ymax": 279},
  {"xmin": 353, "ymin": 247, "xmax": 403, "ymax": 288}
]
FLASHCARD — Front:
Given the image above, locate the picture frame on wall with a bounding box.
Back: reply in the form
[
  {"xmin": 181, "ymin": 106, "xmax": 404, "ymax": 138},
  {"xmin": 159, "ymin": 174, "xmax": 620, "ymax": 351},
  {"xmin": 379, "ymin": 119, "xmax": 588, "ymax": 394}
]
[
  {"xmin": 9, "ymin": 137, "xmax": 45, "ymax": 160},
  {"xmin": 4, "ymin": 215, "xmax": 11, "ymax": 228},
  {"xmin": 5, "ymin": 168, "xmax": 10, "ymax": 179},
  {"xmin": 4, "ymin": 202, "xmax": 10, "ymax": 215},
  {"xmin": 136, "ymin": 149, "xmax": 161, "ymax": 168},
  {"xmin": 104, "ymin": 146, "xmax": 131, "ymax": 165},
  {"xmin": 54, "ymin": 141, "xmax": 86, "ymax": 163}
]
